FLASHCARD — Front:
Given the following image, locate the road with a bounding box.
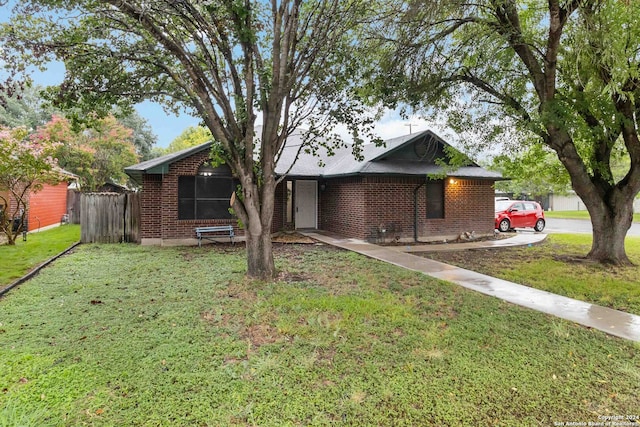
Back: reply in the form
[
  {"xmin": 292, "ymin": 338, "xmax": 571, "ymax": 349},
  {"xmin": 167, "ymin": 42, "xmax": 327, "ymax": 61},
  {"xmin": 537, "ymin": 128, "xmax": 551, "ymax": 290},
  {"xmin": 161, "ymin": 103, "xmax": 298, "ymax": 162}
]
[{"xmin": 542, "ymin": 217, "xmax": 640, "ymax": 236}]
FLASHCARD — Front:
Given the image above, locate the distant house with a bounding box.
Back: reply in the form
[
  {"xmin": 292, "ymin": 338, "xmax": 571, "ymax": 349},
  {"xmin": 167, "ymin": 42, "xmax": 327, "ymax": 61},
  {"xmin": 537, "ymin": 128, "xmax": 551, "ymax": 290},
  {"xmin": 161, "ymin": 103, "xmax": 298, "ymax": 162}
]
[
  {"xmin": 2, "ymin": 169, "xmax": 78, "ymax": 232},
  {"xmin": 97, "ymin": 181, "xmax": 132, "ymax": 193},
  {"xmin": 546, "ymin": 191, "xmax": 640, "ymax": 212},
  {"xmin": 125, "ymin": 130, "xmax": 503, "ymax": 245}
]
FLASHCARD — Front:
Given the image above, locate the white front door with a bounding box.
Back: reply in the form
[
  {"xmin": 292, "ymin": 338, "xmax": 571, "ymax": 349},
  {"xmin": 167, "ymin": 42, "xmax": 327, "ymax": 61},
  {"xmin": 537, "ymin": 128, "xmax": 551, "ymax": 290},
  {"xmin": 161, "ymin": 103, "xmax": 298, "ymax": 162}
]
[{"xmin": 295, "ymin": 180, "xmax": 317, "ymax": 229}]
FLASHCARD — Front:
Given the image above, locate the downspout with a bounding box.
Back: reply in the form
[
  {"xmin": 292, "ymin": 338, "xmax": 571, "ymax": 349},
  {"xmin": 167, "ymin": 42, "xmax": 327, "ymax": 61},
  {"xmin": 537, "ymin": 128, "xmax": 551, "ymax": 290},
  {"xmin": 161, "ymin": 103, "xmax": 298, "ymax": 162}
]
[{"xmin": 413, "ymin": 179, "xmax": 427, "ymax": 242}]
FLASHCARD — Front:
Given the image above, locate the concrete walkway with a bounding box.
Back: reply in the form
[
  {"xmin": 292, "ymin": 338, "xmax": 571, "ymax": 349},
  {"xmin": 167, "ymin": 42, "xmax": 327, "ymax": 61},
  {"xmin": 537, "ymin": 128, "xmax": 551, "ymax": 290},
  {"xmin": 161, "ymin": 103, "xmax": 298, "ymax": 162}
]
[{"xmin": 303, "ymin": 231, "xmax": 640, "ymax": 342}]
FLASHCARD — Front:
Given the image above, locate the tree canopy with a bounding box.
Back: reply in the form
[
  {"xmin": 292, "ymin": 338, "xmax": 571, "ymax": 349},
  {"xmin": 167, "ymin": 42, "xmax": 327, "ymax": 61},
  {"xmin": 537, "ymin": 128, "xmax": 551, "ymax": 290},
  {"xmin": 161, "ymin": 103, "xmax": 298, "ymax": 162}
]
[
  {"xmin": 112, "ymin": 108, "xmax": 158, "ymax": 162},
  {"xmin": 372, "ymin": 0, "xmax": 640, "ymax": 264},
  {"xmin": 0, "ymin": 84, "xmax": 158, "ymax": 161},
  {"xmin": 163, "ymin": 125, "xmax": 213, "ymax": 154},
  {"xmin": 0, "ymin": 84, "xmax": 56, "ymax": 130},
  {"xmin": 489, "ymin": 144, "xmax": 572, "ymax": 197},
  {"xmin": 33, "ymin": 115, "xmax": 139, "ymax": 191}
]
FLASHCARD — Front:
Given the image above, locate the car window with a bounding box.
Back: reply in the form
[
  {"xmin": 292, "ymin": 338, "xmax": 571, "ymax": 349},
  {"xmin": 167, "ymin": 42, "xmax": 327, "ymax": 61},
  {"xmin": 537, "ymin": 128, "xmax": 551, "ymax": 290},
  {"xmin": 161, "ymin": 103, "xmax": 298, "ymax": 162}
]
[
  {"xmin": 512, "ymin": 203, "xmax": 524, "ymax": 211},
  {"xmin": 495, "ymin": 201, "xmax": 513, "ymax": 212},
  {"xmin": 524, "ymin": 203, "xmax": 536, "ymax": 211}
]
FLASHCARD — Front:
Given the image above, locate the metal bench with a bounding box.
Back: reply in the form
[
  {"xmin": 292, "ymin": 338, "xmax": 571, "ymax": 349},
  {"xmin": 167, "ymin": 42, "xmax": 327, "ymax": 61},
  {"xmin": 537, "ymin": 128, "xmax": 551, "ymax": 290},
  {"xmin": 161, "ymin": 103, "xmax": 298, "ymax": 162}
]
[{"xmin": 195, "ymin": 225, "xmax": 234, "ymax": 246}]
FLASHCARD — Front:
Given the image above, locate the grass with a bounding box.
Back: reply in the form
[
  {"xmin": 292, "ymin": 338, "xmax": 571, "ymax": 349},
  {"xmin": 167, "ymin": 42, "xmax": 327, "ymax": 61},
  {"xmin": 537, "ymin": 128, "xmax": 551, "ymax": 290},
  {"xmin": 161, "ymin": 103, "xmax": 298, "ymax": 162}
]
[
  {"xmin": 544, "ymin": 210, "xmax": 640, "ymax": 222},
  {"xmin": 1, "ymin": 242, "xmax": 639, "ymax": 426},
  {"xmin": 0, "ymin": 225, "xmax": 80, "ymax": 287},
  {"xmin": 426, "ymin": 234, "xmax": 640, "ymax": 315}
]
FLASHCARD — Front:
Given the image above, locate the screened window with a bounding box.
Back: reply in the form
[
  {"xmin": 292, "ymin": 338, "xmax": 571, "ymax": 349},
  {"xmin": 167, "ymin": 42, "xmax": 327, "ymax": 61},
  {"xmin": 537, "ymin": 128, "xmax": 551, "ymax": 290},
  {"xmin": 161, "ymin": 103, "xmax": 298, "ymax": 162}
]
[
  {"xmin": 178, "ymin": 164, "xmax": 236, "ymax": 220},
  {"xmin": 426, "ymin": 180, "xmax": 445, "ymax": 219}
]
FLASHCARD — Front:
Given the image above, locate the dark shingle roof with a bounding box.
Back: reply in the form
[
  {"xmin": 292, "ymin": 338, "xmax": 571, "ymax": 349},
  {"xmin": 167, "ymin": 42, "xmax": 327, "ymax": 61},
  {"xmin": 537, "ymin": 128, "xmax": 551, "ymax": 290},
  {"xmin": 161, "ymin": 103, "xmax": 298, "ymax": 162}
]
[
  {"xmin": 275, "ymin": 130, "xmax": 503, "ymax": 180},
  {"xmin": 125, "ymin": 129, "xmax": 503, "ymax": 182}
]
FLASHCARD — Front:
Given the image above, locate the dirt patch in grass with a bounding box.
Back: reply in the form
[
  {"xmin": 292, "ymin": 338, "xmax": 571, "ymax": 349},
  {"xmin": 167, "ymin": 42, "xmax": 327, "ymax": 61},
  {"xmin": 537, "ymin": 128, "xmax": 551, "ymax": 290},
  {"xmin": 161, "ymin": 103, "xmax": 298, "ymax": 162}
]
[
  {"xmin": 420, "ymin": 239, "xmax": 590, "ymax": 271},
  {"xmin": 277, "ymin": 271, "xmax": 310, "ymax": 283},
  {"xmin": 272, "ymin": 231, "xmax": 316, "ymax": 244},
  {"xmin": 241, "ymin": 323, "xmax": 281, "ymax": 347}
]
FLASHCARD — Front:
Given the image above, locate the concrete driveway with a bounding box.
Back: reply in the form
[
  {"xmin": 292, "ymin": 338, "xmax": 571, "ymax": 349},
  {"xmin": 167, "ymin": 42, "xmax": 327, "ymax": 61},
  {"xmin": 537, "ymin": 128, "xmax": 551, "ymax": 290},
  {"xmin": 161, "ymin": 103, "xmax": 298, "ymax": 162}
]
[{"xmin": 542, "ymin": 217, "xmax": 640, "ymax": 236}]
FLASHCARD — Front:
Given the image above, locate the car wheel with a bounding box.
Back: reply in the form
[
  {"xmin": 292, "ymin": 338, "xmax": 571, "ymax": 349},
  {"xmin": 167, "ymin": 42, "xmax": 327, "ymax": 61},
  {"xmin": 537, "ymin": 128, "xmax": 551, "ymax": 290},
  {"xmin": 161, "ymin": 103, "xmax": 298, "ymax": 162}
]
[
  {"xmin": 498, "ymin": 219, "xmax": 511, "ymax": 232},
  {"xmin": 534, "ymin": 218, "xmax": 545, "ymax": 232}
]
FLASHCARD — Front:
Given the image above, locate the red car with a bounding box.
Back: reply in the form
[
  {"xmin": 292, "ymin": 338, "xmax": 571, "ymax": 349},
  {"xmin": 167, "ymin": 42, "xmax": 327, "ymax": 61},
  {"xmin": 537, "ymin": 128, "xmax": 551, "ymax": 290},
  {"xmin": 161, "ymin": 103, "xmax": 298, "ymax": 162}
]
[{"xmin": 495, "ymin": 200, "xmax": 545, "ymax": 232}]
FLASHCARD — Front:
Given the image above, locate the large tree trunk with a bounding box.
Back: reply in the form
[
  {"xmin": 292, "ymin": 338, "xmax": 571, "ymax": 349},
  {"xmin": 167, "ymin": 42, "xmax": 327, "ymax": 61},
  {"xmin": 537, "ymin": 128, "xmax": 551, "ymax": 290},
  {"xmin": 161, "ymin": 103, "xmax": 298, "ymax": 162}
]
[
  {"xmin": 583, "ymin": 193, "xmax": 634, "ymax": 265},
  {"xmin": 236, "ymin": 169, "xmax": 277, "ymax": 280},
  {"xmin": 557, "ymin": 143, "xmax": 635, "ymax": 265},
  {"xmin": 245, "ymin": 228, "xmax": 275, "ymax": 279},
  {"xmin": 551, "ymin": 129, "xmax": 638, "ymax": 266}
]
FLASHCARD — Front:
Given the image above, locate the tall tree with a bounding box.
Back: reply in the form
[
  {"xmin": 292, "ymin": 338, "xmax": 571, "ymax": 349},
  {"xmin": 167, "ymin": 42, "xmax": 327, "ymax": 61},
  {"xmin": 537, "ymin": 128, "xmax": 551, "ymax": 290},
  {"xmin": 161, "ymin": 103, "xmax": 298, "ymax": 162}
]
[
  {"xmin": 115, "ymin": 109, "xmax": 158, "ymax": 161},
  {"xmin": 1, "ymin": 1, "xmax": 378, "ymax": 278},
  {"xmin": 373, "ymin": 1, "xmax": 640, "ymax": 265},
  {"xmin": 0, "ymin": 84, "xmax": 57, "ymax": 129},
  {"xmin": 33, "ymin": 114, "xmax": 139, "ymax": 191},
  {"xmin": 164, "ymin": 125, "xmax": 213, "ymax": 154}
]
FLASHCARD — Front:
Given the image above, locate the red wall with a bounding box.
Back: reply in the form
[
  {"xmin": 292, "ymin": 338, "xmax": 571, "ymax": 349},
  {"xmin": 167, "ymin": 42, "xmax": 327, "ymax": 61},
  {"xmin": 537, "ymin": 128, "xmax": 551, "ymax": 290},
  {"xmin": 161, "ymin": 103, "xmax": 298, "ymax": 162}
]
[{"xmin": 27, "ymin": 183, "xmax": 69, "ymax": 231}]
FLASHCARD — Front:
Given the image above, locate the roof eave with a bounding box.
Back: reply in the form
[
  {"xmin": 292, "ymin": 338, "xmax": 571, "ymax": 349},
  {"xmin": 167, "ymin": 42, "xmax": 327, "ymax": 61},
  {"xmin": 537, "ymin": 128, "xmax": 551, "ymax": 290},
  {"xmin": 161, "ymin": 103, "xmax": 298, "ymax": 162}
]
[{"xmin": 124, "ymin": 141, "xmax": 214, "ymax": 184}]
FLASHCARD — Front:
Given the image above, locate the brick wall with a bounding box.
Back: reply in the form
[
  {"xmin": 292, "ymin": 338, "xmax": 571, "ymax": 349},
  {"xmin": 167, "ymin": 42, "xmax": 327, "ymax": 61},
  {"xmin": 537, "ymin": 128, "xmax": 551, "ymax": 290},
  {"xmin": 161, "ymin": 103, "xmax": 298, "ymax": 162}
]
[
  {"xmin": 320, "ymin": 177, "xmax": 367, "ymax": 237},
  {"xmin": 420, "ymin": 178, "xmax": 495, "ymax": 239},
  {"xmin": 141, "ymin": 174, "xmax": 162, "ymax": 238},
  {"xmin": 139, "ymin": 153, "xmax": 266, "ymax": 242},
  {"xmin": 362, "ymin": 176, "xmax": 421, "ymax": 241},
  {"xmin": 320, "ymin": 176, "xmax": 495, "ymax": 241}
]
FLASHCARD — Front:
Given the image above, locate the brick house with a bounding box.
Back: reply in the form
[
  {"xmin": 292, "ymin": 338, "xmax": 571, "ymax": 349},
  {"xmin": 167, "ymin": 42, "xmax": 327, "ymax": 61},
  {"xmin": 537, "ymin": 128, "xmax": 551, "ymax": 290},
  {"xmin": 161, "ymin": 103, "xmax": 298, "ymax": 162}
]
[{"xmin": 125, "ymin": 130, "xmax": 502, "ymax": 246}]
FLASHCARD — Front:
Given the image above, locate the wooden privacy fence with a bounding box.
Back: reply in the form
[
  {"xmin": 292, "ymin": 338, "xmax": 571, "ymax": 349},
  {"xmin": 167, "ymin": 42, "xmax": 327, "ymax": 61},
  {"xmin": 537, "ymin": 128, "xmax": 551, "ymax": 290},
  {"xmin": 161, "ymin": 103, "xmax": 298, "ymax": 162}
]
[
  {"xmin": 66, "ymin": 190, "xmax": 81, "ymax": 224},
  {"xmin": 80, "ymin": 193, "xmax": 140, "ymax": 243}
]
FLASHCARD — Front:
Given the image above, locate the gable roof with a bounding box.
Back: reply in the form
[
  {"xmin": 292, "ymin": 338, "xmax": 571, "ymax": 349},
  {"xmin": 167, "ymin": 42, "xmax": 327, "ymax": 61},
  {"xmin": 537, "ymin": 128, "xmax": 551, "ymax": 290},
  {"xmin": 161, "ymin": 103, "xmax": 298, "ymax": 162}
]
[
  {"xmin": 275, "ymin": 130, "xmax": 502, "ymax": 180},
  {"xmin": 125, "ymin": 129, "xmax": 502, "ymax": 182}
]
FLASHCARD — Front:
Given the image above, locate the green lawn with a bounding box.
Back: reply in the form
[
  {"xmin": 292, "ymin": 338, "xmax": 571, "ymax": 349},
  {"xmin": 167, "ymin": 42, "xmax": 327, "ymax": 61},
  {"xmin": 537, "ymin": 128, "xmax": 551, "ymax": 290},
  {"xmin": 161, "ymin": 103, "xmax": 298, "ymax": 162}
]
[
  {"xmin": 427, "ymin": 234, "xmax": 640, "ymax": 315},
  {"xmin": 1, "ymin": 243, "xmax": 639, "ymax": 426},
  {"xmin": 544, "ymin": 210, "xmax": 640, "ymax": 222},
  {"xmin": 0, "ymin": 225, "xmax": 80, "ymax": 287}
]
